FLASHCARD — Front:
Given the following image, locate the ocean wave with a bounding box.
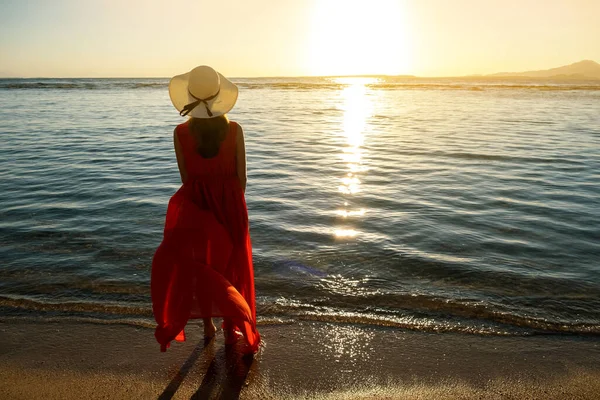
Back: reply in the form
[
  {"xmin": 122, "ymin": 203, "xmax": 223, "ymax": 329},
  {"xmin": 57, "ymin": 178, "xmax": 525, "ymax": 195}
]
[
  {"xmin": 2, "ymin": 80, "xmax": 598, "ymax": 91},
  {"xmin": 0, "ymin": 295, "xmax": 152, "ymax": 316},
  {"xmin": 2, "ymin": 294, "xmax": 598, "ymax": 336},
  {"xmin": 261, "ymin": 294, "xmax": 600, "ymax": 336},
  {"xmin": 127, "ymin": 82, "xmax": 167, "ymax": 89},
  {"xmin": 0, "ymin": 81, "xmax": 168, "ymax": 90},
  {"xmin": 368, "ymin": 83, "xmax": 600, "ymax": 91},
  {"xmin": 2, "ymin": 82, "xmax": 100, "ymax": 90},
  {"xmin": 236, "ymin": 82, "xmax": 344, "ymax": 91},
  {"xmin": 0, "ymin": 315, "xmax": 156, "ymax": 329}
]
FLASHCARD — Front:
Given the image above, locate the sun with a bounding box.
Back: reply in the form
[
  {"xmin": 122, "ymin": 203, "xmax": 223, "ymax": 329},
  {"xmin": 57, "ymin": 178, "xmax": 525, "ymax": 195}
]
[{"xmin": 307, "ymin": 0, "xmax": 412, "ymax": 76}]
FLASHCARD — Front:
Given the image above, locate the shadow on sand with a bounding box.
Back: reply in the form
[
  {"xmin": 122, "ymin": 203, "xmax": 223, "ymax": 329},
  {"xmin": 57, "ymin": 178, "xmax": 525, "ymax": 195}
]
[{"xmin": 158, "ymin": 338, "xmax": 255, "ymax": 400}]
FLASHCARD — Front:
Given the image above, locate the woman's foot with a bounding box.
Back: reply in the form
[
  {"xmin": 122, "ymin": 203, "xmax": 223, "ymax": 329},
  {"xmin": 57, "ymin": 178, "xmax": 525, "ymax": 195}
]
[
  {"xmin": 203, "ymin": 318, "xmax": 217, "ymax": 339},
  {"xmin": 224, "ymin": 328, "xmax": 244, "ymax": 345},
  {"xmin": 239, "ymin": 340, "xmax": 260, "ymax": 356}
]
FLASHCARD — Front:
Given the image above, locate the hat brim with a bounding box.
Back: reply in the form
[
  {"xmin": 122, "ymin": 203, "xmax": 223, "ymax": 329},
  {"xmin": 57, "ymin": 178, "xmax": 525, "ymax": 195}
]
[{"xmin": 168, "ymin": 71, "xmax": 238, "ymax": 118}]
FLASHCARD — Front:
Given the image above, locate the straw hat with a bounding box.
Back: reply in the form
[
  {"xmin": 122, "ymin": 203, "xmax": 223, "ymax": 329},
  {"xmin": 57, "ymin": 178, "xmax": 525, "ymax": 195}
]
[{"xmin": 168, "ymin": 65, "xmax": 238, "ymax": 118}]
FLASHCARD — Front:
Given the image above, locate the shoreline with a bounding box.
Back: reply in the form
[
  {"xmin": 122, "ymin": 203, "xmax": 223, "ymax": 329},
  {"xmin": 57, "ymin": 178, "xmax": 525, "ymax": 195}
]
[{"xmin": 1, "ymin": 320, "xmax": 599, "ymax": 399}]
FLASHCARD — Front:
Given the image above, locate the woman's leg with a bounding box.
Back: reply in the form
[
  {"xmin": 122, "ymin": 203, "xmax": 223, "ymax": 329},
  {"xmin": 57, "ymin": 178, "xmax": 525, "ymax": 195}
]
[
  {"xmin": 203, "ymin": 318, "xmax": 216, "ymax": 338},
  {"xmin": 222, "ymin": 318, "xmax": 243, "ymax": 344}
]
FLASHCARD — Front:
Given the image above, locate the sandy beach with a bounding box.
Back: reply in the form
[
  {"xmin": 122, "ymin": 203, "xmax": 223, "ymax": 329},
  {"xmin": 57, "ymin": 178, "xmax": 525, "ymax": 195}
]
[{"xmin": 1, "ymin": 320, "xmax": 599, "ymax": 399}]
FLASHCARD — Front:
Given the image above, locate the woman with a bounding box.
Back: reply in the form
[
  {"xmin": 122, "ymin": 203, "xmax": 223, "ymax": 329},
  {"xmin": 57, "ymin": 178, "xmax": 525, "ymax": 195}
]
[{"xmin": 151, "ymin": 65, "xmax": 260, "ymax": 354}]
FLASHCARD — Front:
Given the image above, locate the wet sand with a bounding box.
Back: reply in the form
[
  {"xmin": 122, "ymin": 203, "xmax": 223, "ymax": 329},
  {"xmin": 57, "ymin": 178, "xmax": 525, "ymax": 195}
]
[{"xmin": 1, "ymin": 320, "xmax": 599, "ymax": 399}]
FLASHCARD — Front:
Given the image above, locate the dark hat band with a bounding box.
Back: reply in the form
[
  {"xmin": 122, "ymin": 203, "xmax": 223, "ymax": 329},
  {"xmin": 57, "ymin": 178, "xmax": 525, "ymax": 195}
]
[{"xmin": 179, "ymin": 88, "xmax": 221, "ymax": 117}]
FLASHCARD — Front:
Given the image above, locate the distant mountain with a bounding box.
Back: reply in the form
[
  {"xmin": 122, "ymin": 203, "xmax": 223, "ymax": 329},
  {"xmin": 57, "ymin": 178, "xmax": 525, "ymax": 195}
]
[{"xmin": 489, "ymin": 60, "xmax": 600, "ymax": 80}]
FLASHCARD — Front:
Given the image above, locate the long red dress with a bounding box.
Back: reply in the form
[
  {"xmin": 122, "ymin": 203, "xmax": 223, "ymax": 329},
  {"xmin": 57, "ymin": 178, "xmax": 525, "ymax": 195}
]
[{"xmin": 151, "ymin": 120, "xmax": 260, "ymax": 353}]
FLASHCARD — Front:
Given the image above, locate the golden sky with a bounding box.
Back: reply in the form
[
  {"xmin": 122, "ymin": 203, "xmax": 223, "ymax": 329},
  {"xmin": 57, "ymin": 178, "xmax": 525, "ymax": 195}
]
[{"xmin": 1, "ymin": 0, "xmax": 599, "ymax": 77}]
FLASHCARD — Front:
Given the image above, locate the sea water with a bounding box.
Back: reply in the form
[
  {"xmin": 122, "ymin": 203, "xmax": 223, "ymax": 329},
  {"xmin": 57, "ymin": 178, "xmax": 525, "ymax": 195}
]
[{"xmin": 1, "ymin": 77, "xmax": 599, "ymax": 336}]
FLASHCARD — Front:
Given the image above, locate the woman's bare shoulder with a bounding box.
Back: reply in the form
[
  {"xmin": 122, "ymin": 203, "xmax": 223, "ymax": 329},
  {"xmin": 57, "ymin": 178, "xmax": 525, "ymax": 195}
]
[
  {"xmin": 230, "ymin": 121, "xmax": 244, "ymax": 139},
  {"xmin": 173, "ymin": 122, "xmax": 187, "ymax": 137}
]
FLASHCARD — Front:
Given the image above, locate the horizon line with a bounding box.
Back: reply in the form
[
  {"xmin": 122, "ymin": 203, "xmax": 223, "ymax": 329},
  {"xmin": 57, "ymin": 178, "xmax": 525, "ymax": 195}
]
[{"xmin": 2, "ymin": 74, "xmax": 599, "ymax": 81}]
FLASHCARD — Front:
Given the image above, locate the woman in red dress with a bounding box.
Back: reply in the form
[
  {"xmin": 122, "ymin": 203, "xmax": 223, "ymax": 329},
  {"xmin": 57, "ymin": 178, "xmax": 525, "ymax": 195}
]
[{"xmin": 151, "ymin": 65, "xmax": 260, "ymax": 354}]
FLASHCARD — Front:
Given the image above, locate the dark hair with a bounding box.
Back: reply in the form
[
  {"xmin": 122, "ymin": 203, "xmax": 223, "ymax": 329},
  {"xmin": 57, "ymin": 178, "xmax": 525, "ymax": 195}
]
[{"xmin": 188, "ymin": 115, "xmax": 229, "ymax": 158}]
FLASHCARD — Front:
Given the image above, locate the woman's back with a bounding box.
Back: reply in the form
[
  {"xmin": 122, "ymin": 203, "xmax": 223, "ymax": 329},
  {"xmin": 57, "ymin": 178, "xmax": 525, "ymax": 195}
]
[{"xmin": 175, "ymin": 120, "xmax": 239, "ymax": 180}]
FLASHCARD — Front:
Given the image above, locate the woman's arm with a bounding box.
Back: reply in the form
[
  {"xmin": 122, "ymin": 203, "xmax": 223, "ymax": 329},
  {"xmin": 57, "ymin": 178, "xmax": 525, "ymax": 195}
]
[
  {"xmin": 235, "ymin": 123, "xmax": 247, "ymax": 193},
  {"xmin": 173, "ymin": 128, "xmax": 187, "ymax": 184}
]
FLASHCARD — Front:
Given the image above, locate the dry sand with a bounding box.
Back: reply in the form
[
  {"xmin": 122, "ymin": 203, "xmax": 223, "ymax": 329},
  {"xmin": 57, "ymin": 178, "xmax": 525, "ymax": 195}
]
[{"xmin": 1, "ymin": 320, "xmax": 599, "ymax": 399}]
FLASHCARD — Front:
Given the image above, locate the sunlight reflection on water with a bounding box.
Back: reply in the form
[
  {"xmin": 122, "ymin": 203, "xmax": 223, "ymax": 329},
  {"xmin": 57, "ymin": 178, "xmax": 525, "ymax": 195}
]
[
  {"xmin": 333, "ymin": 78, "xmax": 375, "ymax": 239},
  {"xmin": 316, "ymin": 323, "xmax": 375, "ymax": 365}
]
